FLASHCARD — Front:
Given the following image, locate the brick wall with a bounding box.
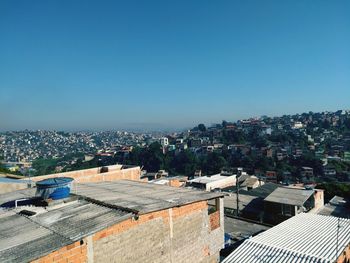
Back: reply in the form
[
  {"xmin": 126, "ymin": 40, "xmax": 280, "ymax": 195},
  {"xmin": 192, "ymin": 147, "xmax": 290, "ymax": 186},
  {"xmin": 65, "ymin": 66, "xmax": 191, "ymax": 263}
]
[
  {"xmin": 31, "ymin": 198, "xmax": 224, "ymax": 263},
  {"xmin": 337, "ymin": 243, "xmax": 350, "ymax": 263},
  {"xmin": 93, "ymin": 200, "xmax": 224, "ymax": 263},
  {"xmin": 31, "ymin": 240, "xmax": 87, "ymax": 263},
  {"xmin": 209, "ymin": 211, "xmax": 220, "ymax": 231}
]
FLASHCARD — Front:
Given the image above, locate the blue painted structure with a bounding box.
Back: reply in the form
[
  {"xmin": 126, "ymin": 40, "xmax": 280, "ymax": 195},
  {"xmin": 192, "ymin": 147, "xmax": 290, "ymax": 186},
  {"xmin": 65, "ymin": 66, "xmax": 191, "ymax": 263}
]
[{"xmin": 36, "ymin": 177, "xmax": 74, "ymax": 200}]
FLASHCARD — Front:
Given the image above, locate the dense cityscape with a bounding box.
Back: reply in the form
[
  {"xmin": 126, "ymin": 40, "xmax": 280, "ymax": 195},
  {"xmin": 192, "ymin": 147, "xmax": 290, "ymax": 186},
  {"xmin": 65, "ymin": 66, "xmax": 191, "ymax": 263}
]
[
  {"xmin": 1, "ymin": 109, "xmax": 350, "ymax": 262},
  {"xmin": 1, "ymin": 109, "xmax": 350, "ymax": 187}
]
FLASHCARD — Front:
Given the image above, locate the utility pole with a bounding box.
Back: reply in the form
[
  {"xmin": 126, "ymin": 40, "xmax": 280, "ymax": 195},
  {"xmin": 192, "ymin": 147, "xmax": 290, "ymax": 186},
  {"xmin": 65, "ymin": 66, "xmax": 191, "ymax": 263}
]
[{"xmin": 236, "ymin": 168, "xmax": 242, "ymax": 216}]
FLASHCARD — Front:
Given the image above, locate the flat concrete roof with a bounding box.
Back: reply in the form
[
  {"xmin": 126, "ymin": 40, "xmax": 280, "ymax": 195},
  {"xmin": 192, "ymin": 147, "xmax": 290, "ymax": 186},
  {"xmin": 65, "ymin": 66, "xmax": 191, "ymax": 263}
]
[
  {"xmin": 224, "ymin": 216, "xmax": 270, "ymax": 241},
  {"xmin": 264, "ymin": 187, "xmax": 314, "ymax": 206},
  {"xmin": 189, "ymin": 174, "xmax": 236, "ymax": 184},
  {"xmin": 75, "ymin": 180, "xmax": 224, "ymax": 214}
]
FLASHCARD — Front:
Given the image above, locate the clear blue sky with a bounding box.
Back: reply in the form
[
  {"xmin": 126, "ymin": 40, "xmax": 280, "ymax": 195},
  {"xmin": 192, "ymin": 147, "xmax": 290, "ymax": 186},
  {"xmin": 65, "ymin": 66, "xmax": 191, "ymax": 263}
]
[{"xmin": 0, "ymin": 0, "xmax": 349, "ymax": 131}]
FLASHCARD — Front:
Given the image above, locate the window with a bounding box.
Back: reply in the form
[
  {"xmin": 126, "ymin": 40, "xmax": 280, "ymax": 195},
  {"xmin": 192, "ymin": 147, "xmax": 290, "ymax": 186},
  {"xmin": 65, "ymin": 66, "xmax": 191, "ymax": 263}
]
[{"xmin": 208, "ymin": 198, "xmax": 221, "ymax": 231}]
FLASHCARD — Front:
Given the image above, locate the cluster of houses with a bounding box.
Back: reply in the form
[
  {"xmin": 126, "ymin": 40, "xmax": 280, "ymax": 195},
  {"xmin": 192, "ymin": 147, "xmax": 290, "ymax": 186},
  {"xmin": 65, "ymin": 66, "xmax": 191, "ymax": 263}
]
[{"xmin": 158, "ymin": 110, "xmax": 350, "ymax": 183}]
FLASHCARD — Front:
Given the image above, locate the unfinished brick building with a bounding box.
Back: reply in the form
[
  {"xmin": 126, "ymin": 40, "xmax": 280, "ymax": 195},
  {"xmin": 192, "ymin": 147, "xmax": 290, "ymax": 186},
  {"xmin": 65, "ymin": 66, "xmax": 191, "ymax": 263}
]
[{"xmin": 0, "ymin": 180, "xmax": 225, "ymax": 263}]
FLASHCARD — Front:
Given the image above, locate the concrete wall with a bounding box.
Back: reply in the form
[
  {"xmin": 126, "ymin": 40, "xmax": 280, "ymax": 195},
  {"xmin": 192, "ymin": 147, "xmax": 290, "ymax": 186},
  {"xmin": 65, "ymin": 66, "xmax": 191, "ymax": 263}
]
[
  {"xmin": 0, "ymin": 165, "xmax": 141, "ymax": 195},
  {"xmin": 31, "ymin": 240, "xmax": 88, "ymax": 263},
  {"xmin": 313, "ymin": 189, "xmax": 324, "ymax": 210},
  {"xmin": 31, "ymin": 199, "xmax": 224, "ymax": 263},
  {"xmin": 206, "ymin": 176, "xmax": 236, "ymax": 191},
  {"xmin": 93, "ymin": 199, "xmax": 224, "ymax": 263},
  {"xmin": 28, "ymin": 164, "xmax": 123, "ymax": 181},
  {"xmin": 26, "ymin": 165, "xmax": 141, "ymax": 183},
  {"xmin": 0, "ymin": 182, "xmax": 29, "ymax": 194}
]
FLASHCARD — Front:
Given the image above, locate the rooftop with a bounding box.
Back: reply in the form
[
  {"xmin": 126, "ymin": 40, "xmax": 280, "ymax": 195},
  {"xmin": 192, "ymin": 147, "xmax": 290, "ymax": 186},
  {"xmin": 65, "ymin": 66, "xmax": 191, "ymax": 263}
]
[
  {"xmin": 223, "ymin": 213, "xmax": 350, "ymax": 263},
  {"xmin": 318, "ymin": 196, "xmax": 350, "ymax": 218},
  {"xmin": 224, "ymin": 217, "xmax": 270, "ymax": 241},
  {"xmin": 264, "ymin": 187, "xmax": 314, "ymax": 206},
  {"xmin": 0, "ymin": 200, "xmax": 132, "ymax": 263},
  {"xmin": 188, "ymin": 174, "xmax": 236, "ymax": 185},
  {"xmin": 74, "ymin": 180, "xmax": 224, "ymax": 214},
  {"xmin": 0, "ymin": 180, "xmax": 224, "ymax": 262},
  {"xmin": 240, "ymin": 176, "xmax": 259, "ymax": 188}
]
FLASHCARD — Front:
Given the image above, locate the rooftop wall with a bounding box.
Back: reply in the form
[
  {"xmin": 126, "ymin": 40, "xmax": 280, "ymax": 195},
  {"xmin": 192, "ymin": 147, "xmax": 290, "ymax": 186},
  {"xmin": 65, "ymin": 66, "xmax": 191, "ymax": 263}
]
[
  {"xmin": 0, "ymin": 165, "xmax": 142, "ymax": 194},
  {"xmin": 27, "ymin": 165, "xmax": 141, "ymax": 183},
  {"xmin": 0, "ymin": 182, "xmax": 28, "ymax": 194},
  {"xmin": 31, "ymin": 199, "xmax": 224, "ymax": 263}
]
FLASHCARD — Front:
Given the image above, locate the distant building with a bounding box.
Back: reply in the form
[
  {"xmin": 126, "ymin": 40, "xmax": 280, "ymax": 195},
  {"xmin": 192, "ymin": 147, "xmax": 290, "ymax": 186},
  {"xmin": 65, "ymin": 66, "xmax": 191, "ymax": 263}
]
[
  {"xmin": 150, "ymin": 176, "xmax": 188, "ymax": 188},
  {"xmin": 141, "ymin": 170, "xmax": 169, "ymax": 181},
  {"xmin": 189, "ymin": 138, "xmax": 203, "ymax": 147},
  {"xmin": 223, "ymin": 213, "xmax": 350, "ymax": 263},
  {"xmin": 323, "ymin": 165, "xmax": 336, "ymax": 177},
  {"xmin": 264, "ymin": 186, "xmax": 324, "ymax": 224},
  {"xmin": 159, "ymin": 137, "xmax": 169, "ymax": 147},
  {"xmin": 188, "ymin": 173, "xmax": 237, "ymax": 191},
  {"xmin": 240, "ymin": 176, "xmax": 263, "ymax": 190},
  {"xmin": 344, "ymin": 151, "xmax": 350, "ymax": 161},
  {"xmin": 265, "ymin": 171, "xmax": 277, "ymax": 183},
  {"xmin": 300, "ymin": 167, "xmax": 314, "ymax": 181},
  {"xmin": 292, "ymin": 121, "xmax": 304, "ymax": 129},
  {"xmin": 167, "ymin": 144, "xmax": 176, "ymax": 151}
]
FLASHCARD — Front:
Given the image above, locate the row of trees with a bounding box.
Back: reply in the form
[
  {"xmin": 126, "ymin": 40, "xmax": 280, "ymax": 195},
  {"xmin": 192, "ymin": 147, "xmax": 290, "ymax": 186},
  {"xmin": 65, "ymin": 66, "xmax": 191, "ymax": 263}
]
[
  {"xmin": 124, "ymin": 142, "xmax": 226, "ymax": 176},
  {"xmin": 121, "ymin": 142, "xmax": 327, "ymax": 180}
]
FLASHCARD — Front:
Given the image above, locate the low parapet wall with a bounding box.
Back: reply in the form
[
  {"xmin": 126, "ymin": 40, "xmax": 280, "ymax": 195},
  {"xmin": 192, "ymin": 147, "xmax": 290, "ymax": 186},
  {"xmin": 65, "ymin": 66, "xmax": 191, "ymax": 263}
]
[
  {"xmin": 28, "ymin": 164, "xmax": 124, "ymax": 182},
  {"xmin": 0, "ymin": 182, "xmax": 29, "ymax": 194},
  {"xmin": 27, "ymin": 165, "xmax": 141, "ymax": 183},
  {"xmin": 0, "ymin": 165, "xmax": 142, "ymax": 194}
]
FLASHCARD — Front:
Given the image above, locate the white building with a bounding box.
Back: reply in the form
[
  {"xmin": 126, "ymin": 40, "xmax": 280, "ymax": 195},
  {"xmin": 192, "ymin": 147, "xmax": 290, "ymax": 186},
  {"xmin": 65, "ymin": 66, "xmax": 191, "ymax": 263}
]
[
  {"xmin": 188, "ymin": 174, "xmax": 237, "ymax": 191},
  {"xmin": 293, "ymin": 121, "xmax": 304, "ymax": 129},
  {"xmin": 159, "ymin": 137, "xmax": 169, "ymax": 147}
]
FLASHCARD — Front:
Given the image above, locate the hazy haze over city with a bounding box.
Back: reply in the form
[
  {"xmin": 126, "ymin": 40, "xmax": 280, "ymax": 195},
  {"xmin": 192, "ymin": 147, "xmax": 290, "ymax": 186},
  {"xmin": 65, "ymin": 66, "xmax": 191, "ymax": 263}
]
[{"xmin": 0, "ymin": 0, "xmax": 349, "ymax": 131}]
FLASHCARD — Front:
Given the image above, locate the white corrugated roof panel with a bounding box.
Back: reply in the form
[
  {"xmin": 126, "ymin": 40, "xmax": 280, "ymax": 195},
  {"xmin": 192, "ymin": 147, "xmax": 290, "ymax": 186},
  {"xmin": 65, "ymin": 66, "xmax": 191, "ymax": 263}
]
[{"xmin": 223, "ymin": 213, "xmax": 350, "ymax": 263}]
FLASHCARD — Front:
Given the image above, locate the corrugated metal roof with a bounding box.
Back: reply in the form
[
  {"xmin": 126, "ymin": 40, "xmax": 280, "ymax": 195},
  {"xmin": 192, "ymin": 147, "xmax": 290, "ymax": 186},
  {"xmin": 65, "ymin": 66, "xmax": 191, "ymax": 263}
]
[
  {"xmin": 264, "ymin": 187, "xmax": 314, "ymax": 206},
  {"xmin": 0, "ymin": 200, "xmax": 132, "ymax": 263},
  {"xmin": 223, "ymin": 213, "xmax": 350, "ymax": 263},
  {"xmin": 0, "ymin": 180, "xmax": 224, "ymax": 262},
  {"xmin": 75, "ymin": 180, "xmax": 224, "ymax": 214}
]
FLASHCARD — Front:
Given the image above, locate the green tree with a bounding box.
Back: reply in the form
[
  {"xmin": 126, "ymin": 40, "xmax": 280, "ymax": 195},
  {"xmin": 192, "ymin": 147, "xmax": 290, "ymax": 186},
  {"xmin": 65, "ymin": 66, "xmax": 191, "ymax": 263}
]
[
  {"xmin": 171, "ymin": 150, "xmax": 198, "ymax": 176},
  {"xmin": 198, "ymin": 124, "xmax": 207, "ymax": 132},
  {"xmin": 201, "ymin": 152, "xmax": 227, "ymax": 175}
]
